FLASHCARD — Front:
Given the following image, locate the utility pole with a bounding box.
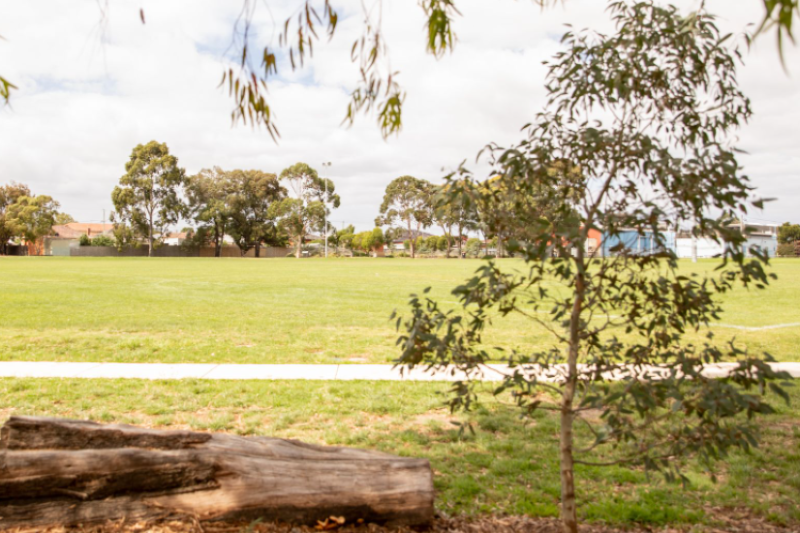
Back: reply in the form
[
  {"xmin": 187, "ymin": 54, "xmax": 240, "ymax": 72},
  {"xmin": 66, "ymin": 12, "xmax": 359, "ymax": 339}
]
[{"xmin": 321, "ymin": 162, "xmax": 332, "ymax": 258}]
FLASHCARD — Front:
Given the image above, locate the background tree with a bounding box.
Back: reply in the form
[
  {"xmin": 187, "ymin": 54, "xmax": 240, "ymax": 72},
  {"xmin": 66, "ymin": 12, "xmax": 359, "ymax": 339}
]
[
  {"xmin": 54, "ymin": 213, "xmax": 76, "ymax": 225},
  {"xmin": 328, "ymin": 224, "xmax": 356, "ymax": 254},
  {"xmin": 186, "ymin": 167, "xmax": 233, "ymax": 258},
  {"xmin": 111, "ymin": 141, "xmax": 186, "ymax": 257},
  {"xmin": 227, "ymin": 169, "xmax": 286, "ymax": 257},
  {"xmin": 434, "ymin": 180, "xmax": 479, "ymax": 259},
  {"xmin": 778, "ymin": 222, "xmax": 800, "ymax": 244},
  {"xmin": 6, "ymin": 194, "xmax": 60, "ymax": 255},
  {"xmin": 395, "ymin": 4, "xmax": 791, "ymax": 532},
  {"xmin": 376, "ymin": 176, "xmax": 433, "ymax": 259},
  {"xmin": 275, "ymin": 163, "xmax": 340, "ymax": 259},
  {"xmin": 0, "ymin": 182, "xmax": 31, "ymax": 255}
]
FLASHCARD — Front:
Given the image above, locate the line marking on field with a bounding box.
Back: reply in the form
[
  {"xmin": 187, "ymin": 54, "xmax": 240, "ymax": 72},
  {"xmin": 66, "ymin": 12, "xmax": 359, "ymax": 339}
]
[
  {"xmin": 711, "ymin": 322, "xmax": 800, "ymax": 332},
  {"xmin": 0, "ymin": 362, "xmax": 797, "ymax": 381}
]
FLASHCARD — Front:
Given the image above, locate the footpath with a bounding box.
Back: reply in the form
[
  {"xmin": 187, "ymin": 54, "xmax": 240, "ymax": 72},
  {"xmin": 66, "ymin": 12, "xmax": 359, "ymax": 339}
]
[{"xmin": 0, "ymin": 361, "xmax": 798, "ymax": 381}]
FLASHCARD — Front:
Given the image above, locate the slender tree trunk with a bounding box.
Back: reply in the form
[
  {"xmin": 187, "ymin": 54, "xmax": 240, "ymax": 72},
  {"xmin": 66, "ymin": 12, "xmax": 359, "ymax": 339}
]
[
  {"xmin": 295, "ymin": 232, "xmax": 303, "ymax": 259},
  {"xmin": 560, "ymin": 249, "xmax": 585, "ymax": 533},
  {"xmin": 255, "ymin": 241, "xmax": 261, "ymax": 258},
  {"xmin": 407, "ymin": 219, "xmax": 414, "ymax": 259},
  {"xmin": 148, "ymin": 220, "xmax": 153, "ymax": 258},
  {"xmin": 457, "ymin": 224, "xmax": 463, "ymax": 259}
]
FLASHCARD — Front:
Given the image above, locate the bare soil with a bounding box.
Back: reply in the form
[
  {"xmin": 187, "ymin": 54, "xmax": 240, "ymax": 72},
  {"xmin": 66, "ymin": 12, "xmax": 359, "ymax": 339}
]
[{"xmin": 7, "ymin": 515, "xmax": 798, "ymax": 533}]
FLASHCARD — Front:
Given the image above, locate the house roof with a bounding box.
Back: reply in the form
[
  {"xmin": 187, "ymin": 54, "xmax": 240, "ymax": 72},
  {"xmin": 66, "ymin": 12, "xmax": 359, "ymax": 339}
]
[
  {"xmin": 164, "ymin": 232, "xmax": 189, "ymax": 239},
  {"xmin": 52, "ymin": 223, "xmax": 113, "ymax": 238},
  {"xmin": 391, "ymin": 229, "xmax": 435, "ymax": 242}
]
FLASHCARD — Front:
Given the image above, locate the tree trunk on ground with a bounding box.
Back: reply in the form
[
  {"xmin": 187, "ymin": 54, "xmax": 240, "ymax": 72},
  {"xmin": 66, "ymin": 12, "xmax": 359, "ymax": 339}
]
[
  {"xmin": 255, "ymin": 241, "xmax": 261, "ymax": 258},
  {"xmin": 0, "ymin": 416, "xmax": 434, "ymax": 529},
  {"xmin": 215, "ymin": 240, "xmax": 221, "ymax": 257}
]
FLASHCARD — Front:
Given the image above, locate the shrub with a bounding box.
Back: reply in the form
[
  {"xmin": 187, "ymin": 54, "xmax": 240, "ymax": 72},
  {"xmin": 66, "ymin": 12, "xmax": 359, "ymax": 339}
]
[
  {"xmin": 90, "ymin": 235, "xmax": 115, "ymax": 247},
  {"xmin": 465, "ymin": 238, "xmax": 482, "ymax": 257},
  {"xmin": 78, "ymin": 234, "xmax": 91, "ymax": 246},
  {"xmin": 777, "ymin": 243, "xmax": 796, "ymax": 257}
]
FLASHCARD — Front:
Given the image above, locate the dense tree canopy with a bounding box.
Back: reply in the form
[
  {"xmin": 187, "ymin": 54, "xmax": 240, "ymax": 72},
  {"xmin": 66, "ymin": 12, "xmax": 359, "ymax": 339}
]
[
  {"xmin": 0, "ymin": 182, "xmax": 31, "ymax": 255},
  {"xmin": 6, "ymin": 194, "xmax": 60, "ymax": 254},
  {"xmin": 186, "ymin": 168, "xmax": 234, "ymax": 257},
  {"xmin": 226, "ymin": 169, "xmax": 286, "ymax": 256}
]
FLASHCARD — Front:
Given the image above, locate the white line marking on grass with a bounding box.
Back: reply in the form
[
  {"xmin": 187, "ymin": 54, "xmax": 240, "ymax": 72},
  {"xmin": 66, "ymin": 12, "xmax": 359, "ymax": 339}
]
[{"xmin": 711, "ymin": 322, "xmax": 800, "ymax": 332}]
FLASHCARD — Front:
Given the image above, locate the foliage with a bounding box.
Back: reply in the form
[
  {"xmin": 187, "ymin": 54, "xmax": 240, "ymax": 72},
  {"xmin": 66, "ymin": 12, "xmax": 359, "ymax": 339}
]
[
  {"xmin": 777, "ymin": 242, "xmax": 797, "ymax": 257},
  {"xmin": 394, "ymin": 4, "xmax": 793, "ymax": 532},
  {"xmin": 6, "ymin": 194, "xmax": 60, "ymax": 254},
  {"xmin": 329, "ymin": 224, "xmax": 356, "ymax": 252},
  {"xmin": 186, "ymin": 168, "xmax": 234, "ymax": 257},
  {"xmin": 437, "ymin": 235, "xmax": 450, "ymax": 252},
  {"xmin": 226, "ymin": 169, "xmax": 285, "ymax": 256},
  {"xmin": 351, "ymin": 227, "xmax": 385, "ymax": 254},
  {"xmin": 78, "ymin": 234, "xmax": 91, "ymax": 246},
  {"xmin": 275, "ymin": 163, "xmax": 340, "ymax": 258},
  {"xmin": 0, "ymin": 182, "xmax": 31, "ymax": 255},
  {"xmin": 54, "ymin": 213, "xmax": 76, "ymax": 225},
  {"xmin": 376, "ymin": 176, "xmax": 433, "ymax": 259},
  {"xmin": 90, "ymin": 235, "xmax": 115, "ymax": 247},
  {"xmin": 465, "ymin": 237, "xmax": 482, "ymax": 257},
  {"xmin": 423, "ymin": 235, "xmax": 438, "ymax": 252},
  {"xmin": 778, "ymin": 222, "xmax": 800, "ymax": 244},
  {"xmin": 108, "ymin": 213, "xmax": 136, "ymax": 250},
  {"xmin": 111, "ymin": 141, "xmax": 186, "ymax": 257}
]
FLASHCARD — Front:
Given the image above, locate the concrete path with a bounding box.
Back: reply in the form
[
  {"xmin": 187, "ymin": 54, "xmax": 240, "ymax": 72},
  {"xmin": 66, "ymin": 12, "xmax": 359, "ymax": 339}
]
[{"xmin": 0, "ymin": 361, "xmax": 798, "ymax": 381}]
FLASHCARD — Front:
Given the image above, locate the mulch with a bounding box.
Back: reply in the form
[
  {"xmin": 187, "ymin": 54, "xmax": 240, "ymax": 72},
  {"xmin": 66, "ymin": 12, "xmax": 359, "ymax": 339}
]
[{"xmin": 6, "ymin": 515, "xmax": 798, "ymax": 533}]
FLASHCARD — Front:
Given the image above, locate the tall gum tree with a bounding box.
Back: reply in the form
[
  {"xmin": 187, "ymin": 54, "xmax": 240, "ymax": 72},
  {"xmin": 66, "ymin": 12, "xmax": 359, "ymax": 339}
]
[
  {"xmin": 111, "ymin": 141, "xmax": 186, "ymax": 257},
  {"xmin": 376, "ymin": 176, "xmax": 433, "ymax": 259},
  {"xmin": 275, "ymin": 162, "xmax": 340, "ymax": 259},
  {"xmin": 186, "ymin": 167, "xmax": 233, "ymax": 257},
  {"xmin": 394, "ymin": 4, "xmax": 793, "ymax": 532},
  {"xmin": 227, "ymin": 169, "xmax": 286, "ymax": 257}
]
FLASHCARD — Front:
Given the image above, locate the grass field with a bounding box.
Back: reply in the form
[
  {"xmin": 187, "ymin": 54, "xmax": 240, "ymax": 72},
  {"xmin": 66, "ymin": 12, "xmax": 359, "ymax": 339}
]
[
  {"xmin": 1, "ymin": 256, "xmax": 800, "ymax": 364},
  {"xmin": 1, "ymin": 377, "xmax": 798, "ymax": 527}
]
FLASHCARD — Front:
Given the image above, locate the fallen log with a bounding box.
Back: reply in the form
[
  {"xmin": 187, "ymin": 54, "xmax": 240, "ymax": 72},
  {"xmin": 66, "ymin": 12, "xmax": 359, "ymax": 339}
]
[{"xmin": 0, "ymin": 416, "xmax": 434, "ymax": 529}]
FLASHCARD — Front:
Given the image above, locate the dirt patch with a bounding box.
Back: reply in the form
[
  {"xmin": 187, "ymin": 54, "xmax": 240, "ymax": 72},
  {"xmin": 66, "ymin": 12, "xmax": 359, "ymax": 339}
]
[{"xmin": 10, "ymin": 515, "xmax": 798, "ymax": 533}]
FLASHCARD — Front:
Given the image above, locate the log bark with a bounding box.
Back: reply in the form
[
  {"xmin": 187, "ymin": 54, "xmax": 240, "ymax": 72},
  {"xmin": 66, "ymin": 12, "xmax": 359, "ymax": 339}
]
[{"xmin": 0, "ymin": 416, "xmax": 434, "ymax": 529}]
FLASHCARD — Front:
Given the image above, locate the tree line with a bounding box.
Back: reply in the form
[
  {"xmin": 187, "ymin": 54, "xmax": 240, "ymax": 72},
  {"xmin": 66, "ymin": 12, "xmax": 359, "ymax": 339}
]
[{"xmin": 108, "ymin": 142, "xmax": 341, "ymax": 258}]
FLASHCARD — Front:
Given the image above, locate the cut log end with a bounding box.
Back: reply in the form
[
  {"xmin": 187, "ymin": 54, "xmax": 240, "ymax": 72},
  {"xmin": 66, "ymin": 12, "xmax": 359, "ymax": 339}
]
[{"xmin": 0, "ymin": 416, "xmax": 434, "ymax": 529}]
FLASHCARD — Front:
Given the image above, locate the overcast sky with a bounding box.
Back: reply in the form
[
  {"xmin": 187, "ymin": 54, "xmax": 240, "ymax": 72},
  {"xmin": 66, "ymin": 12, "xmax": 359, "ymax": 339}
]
[{"xmin": 0, "ymin": 0, "xmax": 797, "ymax": 232}]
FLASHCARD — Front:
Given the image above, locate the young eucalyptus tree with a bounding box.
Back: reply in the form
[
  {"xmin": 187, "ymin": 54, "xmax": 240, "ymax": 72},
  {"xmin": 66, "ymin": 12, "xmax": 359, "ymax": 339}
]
[
  {"xmin": 111, "ymin": 141, "xmax": 186, "ymax": 257},
  {"xmin": 395, "ymin": 3, "xmax": 791, "ymax": 532},
  {"xmin": 275, "ymin": 163, "xmax": 340, "ymax": 258}
]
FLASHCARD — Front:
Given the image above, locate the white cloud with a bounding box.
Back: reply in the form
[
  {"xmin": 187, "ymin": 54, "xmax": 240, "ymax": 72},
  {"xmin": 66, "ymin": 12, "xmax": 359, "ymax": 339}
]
[{"xmin": 0, "ymin": 0, "xmax": 797, "ymax": 230}]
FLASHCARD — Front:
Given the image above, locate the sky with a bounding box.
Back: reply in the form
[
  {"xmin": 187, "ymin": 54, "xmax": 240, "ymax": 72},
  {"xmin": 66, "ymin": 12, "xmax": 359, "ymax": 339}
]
[{"xmin": 0, "ymin": 0, "xmax": 798, "ymax": 233}]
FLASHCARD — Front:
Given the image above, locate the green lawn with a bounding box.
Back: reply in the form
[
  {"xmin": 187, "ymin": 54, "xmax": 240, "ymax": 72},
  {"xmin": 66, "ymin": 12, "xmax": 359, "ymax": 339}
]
[
  {"xmin": 1, "ymin": 377, "xmax": 798, "ymax": 527},
  {"xmin": 1, "ymin": 256, "xmax": 799, "ymax": 363}
]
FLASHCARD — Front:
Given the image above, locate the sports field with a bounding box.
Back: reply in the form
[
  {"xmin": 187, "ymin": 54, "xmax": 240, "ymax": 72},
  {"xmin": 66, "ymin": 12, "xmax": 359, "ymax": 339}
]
[{"xmin": 1, "ymin": 256, "xmax": 799, "ymax": 364}]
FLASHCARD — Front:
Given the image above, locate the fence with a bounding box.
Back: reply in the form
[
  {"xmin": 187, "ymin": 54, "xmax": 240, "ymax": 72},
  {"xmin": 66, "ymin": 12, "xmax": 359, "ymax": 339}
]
[{"xmin": 70, "ymin": 245, "xmax": 290, "ymax": 258}]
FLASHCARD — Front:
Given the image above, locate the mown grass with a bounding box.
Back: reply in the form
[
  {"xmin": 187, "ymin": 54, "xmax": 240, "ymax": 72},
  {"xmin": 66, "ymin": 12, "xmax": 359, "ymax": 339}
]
[
  {"xmin": 1, "ymin": 377, "xmax": 798, "ymax": 527},
  {"xmin": 1, "ymin": 257, "xmax": 800, "ymax": 364}
]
